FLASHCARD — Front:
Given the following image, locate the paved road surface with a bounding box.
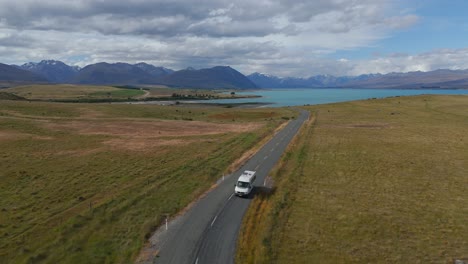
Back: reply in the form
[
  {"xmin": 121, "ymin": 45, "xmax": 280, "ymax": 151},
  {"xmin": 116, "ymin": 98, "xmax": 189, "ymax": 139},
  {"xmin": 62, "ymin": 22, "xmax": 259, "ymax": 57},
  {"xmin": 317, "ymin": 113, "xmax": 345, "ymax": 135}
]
[{"xmin": 148, "ymin": 109, "xmax": 309, "ymax": 264}]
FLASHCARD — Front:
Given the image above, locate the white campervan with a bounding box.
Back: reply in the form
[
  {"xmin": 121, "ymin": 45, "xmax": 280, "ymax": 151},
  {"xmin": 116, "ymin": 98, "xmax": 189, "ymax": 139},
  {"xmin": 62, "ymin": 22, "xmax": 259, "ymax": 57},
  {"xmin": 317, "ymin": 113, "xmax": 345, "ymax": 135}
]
[{"xmin": 234, "ymin": 170, "xmax": 256, "ymax": 197}]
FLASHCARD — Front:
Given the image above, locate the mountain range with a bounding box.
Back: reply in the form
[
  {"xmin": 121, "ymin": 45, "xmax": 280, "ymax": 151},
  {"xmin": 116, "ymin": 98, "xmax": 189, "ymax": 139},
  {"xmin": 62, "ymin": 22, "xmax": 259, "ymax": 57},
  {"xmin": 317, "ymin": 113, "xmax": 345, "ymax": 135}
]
[
  {"xmin": 1, "ymin": 60, "xmax": 468, "ymax": 89},
  {"xmin": 2, "ymin": 60, "xmax": 257, "ymax": 89},
  {"xmin": 0, "ymin": 63, "xmax": 48, "ymax": 83},
  {"xmin": 247, "ymin": 72, "xmax": 381, "ymax": 88},
  {"xmin": 159, "ymin": 66, "xmax": 257, "ymax": 89},
  {"xmin": 247, "ymin": 70, "xmax": 468, "ymax": 89}
]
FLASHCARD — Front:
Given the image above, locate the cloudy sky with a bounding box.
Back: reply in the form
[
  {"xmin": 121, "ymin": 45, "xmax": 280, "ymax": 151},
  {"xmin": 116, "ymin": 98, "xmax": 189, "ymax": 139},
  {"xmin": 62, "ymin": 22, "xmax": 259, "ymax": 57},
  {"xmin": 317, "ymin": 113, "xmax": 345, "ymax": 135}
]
[{"xmin": 0, "ymin": 0, "xmax": 467, "ymax": 77}]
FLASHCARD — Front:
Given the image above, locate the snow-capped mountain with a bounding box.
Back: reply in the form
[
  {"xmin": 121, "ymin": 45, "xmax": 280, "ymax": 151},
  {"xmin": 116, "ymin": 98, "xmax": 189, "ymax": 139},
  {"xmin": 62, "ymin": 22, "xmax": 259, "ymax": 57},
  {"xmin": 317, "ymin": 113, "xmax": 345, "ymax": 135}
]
[
  {"xmin": 134, "ymin": 62, "xmax": 174, "ymax": 77},
  {"xmin": 20, "ymin": 60, "xmax": 80, "ymax": 83},
  {"xmin": 247, "ymin": 72, "xmax": 385, "ymax": 88}
]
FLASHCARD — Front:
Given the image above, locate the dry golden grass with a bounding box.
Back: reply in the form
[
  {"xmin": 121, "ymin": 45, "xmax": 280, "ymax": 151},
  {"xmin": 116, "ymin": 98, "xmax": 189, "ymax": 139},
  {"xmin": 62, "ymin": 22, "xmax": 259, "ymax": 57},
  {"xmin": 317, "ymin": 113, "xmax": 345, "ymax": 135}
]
[
  {"xmin": 4, "ymin": 84, "xmax": 144, "ymax": 100},
  {"xmin": 238, "ymin": 95, "xmax": 468, "ymax": 263}
]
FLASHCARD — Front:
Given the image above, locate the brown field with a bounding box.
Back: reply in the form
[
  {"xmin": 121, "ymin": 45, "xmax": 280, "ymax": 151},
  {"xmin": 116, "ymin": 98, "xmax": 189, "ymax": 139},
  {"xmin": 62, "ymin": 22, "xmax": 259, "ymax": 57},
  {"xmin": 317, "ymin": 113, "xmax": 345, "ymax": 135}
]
[
  {"xmin": 4, "ymin": 84, "xmax": 137, "ymax": 100},
  {"xmin": 0, "ymin": 100, "xmax": 296, "ymax": 263}
]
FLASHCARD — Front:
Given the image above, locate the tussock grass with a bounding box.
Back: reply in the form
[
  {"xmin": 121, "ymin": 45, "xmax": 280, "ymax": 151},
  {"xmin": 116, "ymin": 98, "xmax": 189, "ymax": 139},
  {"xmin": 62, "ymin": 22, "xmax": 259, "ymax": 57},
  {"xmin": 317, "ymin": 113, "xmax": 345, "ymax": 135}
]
[
  {"xmin": 0, "ymin": 100, "xmax": 295, "ymax": 263},
  {"xmin": 237, "ymin": 95, "xmax": 468, "ymax": 263},
  {"xmin": 4, "ymin": 84, "xmax": 144, "ymax": 100}
]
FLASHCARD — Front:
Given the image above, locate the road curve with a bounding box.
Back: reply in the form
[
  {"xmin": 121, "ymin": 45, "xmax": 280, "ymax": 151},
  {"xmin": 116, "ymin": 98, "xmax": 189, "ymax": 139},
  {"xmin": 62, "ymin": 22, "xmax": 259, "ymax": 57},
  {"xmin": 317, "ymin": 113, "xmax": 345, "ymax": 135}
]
[{"xmin": 145, "ymin": 109, "xmax": 309, "ymax": 264}]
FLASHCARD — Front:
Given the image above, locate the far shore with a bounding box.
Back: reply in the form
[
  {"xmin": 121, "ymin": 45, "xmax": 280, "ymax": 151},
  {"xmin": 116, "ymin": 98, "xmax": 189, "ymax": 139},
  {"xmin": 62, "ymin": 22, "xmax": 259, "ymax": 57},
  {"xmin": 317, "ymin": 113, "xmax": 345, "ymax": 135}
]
[{"xmin": 115, "ymin": 100, "xmax": 271, "ymax": 108}]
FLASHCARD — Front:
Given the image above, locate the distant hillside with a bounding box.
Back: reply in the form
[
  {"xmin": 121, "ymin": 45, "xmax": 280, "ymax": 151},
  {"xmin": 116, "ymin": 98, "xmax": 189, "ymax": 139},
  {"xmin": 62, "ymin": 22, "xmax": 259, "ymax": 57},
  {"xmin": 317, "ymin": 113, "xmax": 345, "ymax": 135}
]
[
  {"xmin": 0, "ymin": 63, "xmax": 48, "ymax": 83},
  {"xmin": 19, "ymin": 60, "xmax": 80, "ymax": 83},
  {"xmin": 343, "ymin": 69, "xmax": 468, "ymax": 88},
  {"xmin": 0, "ymin": 91, "xmax": 26, "ymax": 100},
  {"xmin": 71, "ymin": 62, "xmax": 156, "ymax": 85},
  {"xmin": 430, "ymin": 77, "xmax": 468, "ymax": 89},
  {"xmin": 160, "ymin": 66, "xmax": 257, "ymax": 89}
]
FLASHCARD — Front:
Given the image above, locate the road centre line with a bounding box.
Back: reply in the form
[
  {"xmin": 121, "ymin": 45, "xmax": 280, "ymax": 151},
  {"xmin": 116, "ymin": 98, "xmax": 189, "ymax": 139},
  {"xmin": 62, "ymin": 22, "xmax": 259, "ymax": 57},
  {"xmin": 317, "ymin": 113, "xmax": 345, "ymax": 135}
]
[{"xmin": 210, "ymin": 215, "xmax": 218, "ymax": 227}]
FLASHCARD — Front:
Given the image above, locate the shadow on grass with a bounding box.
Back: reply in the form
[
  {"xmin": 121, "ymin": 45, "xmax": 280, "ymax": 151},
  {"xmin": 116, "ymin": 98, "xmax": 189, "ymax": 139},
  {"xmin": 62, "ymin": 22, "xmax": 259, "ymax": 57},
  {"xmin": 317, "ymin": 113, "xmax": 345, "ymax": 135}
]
[{"xmin": 238, "ymin": 186, "xmax": 276, "ymax": 200}]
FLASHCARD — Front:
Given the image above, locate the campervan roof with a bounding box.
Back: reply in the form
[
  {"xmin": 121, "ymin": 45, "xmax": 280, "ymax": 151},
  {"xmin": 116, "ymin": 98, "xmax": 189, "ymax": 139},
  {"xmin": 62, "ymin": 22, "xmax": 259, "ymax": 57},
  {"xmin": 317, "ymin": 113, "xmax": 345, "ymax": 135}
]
[{"xmin": 238, "ymin": 170, "xmax": 255, "ymax": 182}]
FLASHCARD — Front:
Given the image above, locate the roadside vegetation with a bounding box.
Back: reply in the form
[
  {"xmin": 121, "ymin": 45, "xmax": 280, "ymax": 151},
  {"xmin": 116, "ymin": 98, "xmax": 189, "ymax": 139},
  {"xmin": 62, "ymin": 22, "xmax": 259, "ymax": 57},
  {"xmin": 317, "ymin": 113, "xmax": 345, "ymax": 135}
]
[
  {"xmin": 237, "ymin": 95, "xmax": 468, "ymax": 263},
  {"xmin": 0, "ymin": 99, "xmax": 296, "ymax": 263}
]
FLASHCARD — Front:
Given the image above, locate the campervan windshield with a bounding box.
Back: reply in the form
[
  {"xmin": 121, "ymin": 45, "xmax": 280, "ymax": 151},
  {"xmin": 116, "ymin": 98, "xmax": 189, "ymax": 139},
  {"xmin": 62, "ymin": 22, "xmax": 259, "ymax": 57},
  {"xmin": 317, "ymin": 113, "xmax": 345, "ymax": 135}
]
[{"xmin": 237, "ymin": 181, "xmax": 249, "ymax": 188}]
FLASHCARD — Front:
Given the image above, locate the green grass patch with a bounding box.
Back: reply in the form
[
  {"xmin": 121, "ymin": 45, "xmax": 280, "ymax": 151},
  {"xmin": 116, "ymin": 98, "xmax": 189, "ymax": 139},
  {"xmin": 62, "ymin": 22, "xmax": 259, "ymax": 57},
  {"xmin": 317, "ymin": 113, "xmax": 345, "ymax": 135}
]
[{"xmin": 237, "ymin": 95, "xmax": 468, "ymax": 263}]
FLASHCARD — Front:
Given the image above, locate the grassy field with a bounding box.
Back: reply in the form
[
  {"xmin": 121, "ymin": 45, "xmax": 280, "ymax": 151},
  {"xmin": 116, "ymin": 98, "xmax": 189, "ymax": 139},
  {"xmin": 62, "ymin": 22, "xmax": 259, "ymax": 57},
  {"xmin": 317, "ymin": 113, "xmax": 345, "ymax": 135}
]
[
  {"xmin": 4, "ymin": 84, "xmax": 145, "ymax": 100},
  {"xmin": 237, "ymin": 95, "xmax": 468, "ymax": 263},
  {"xmin": 0, "ymin": 99, "xmax": 296, "ymax": 263},
  {"xmin": 3, "ymin": 84, "xmax": 254, "ymax": 103}
]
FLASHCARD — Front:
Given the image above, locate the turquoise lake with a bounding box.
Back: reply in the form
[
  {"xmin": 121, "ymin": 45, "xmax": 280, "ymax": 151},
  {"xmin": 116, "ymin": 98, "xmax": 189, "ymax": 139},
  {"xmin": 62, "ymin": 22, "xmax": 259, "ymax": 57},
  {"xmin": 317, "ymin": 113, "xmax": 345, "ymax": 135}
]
[{"xmin": 205, "ymin": 89, "xmax": 468, "ymax": 107}]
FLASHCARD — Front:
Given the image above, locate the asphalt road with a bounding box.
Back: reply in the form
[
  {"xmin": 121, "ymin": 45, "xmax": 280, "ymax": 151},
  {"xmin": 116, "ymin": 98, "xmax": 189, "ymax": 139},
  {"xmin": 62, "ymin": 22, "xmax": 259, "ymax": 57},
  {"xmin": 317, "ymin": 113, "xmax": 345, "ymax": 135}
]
[{"xmin": 150, "ymin": 109, "xmax": 309, "ymax": 264}]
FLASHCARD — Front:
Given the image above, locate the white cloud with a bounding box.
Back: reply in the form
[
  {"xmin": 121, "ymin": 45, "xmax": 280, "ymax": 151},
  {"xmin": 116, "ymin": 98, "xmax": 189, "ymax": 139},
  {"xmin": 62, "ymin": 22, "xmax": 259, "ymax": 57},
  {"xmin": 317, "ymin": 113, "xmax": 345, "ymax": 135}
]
[
  {"xmin": 0, "ymin": 0, "xmax": 433, "ymax": 76},
  {"xmin": 385, "ymin": 14, "xmax": 420, "ymax": 29},
  {"xmin": 348, "ymin": 48, "xmax": 468, "ymax": 75}
]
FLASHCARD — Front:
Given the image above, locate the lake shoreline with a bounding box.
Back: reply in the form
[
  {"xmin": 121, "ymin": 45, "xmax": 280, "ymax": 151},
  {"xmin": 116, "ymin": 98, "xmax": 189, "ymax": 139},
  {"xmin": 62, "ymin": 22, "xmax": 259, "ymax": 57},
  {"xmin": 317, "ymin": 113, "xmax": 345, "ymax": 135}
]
[{"xmin": 200, "ymin": 88, "xmax": 468, "ymax": 107}]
